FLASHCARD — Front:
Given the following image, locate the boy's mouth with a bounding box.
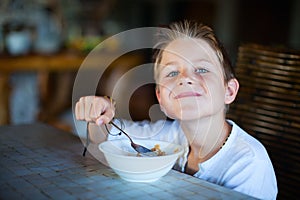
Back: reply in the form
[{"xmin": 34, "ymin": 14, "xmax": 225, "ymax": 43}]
[{"xmin": 174, "ymin": 91, "xmax": 202, "ymax": 99}]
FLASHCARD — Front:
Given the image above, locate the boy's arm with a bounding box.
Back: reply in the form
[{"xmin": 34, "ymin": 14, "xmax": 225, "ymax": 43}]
[{"xmin": 88, "ymin": 122, "xmax": 110, "ymax": 143}]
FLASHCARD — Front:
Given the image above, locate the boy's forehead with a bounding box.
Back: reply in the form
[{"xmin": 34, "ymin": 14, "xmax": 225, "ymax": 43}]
[{"xmin": 161, "ymin": 38, "xmax": 218, "ymax": 63}]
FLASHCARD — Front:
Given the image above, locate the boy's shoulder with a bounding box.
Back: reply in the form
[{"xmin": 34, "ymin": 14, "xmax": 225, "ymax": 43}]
[{"xmin": 227, "ymin": 120, "xmax": 270, "ymax": 160}]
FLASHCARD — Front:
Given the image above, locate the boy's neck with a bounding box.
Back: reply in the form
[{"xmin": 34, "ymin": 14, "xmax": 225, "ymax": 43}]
[{"xmin": 180, "ymin": 113, "xmax": 231, "ymax": 162}]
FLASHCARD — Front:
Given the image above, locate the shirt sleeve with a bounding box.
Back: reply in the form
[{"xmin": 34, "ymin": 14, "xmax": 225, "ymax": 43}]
[{"xmin": 227, "ymin": 159, "xmax": 278, "ymax": 200}]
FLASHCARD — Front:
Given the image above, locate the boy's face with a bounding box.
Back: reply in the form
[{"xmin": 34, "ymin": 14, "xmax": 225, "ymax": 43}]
[{"xmin": 155, "ymin": 38, "xmax": 237, "ymax": 121}]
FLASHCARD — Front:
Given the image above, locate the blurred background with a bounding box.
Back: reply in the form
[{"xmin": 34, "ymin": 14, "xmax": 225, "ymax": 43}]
[
  {"xmin": 1, "ymin": 0, "xmax": 299, "ymax": 126},
  {"xmin": 0, "ymin": 0, "xmax": 299, "ymax": 198}
]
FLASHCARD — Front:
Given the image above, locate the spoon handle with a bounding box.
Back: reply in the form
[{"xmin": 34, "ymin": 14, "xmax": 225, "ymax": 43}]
[{"xmin": 109, "ymin": 121, "xmax": 133, "ymax": 143}]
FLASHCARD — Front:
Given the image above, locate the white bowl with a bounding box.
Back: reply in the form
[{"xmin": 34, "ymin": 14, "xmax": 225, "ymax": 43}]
[{"xmin": 99, "ymin": 139, "xmax": 184, "ymax": 182}]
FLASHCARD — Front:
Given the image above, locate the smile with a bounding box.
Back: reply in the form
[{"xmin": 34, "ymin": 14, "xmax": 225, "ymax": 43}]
[{"xmin": 174, "ymin": 91, "xmax": 202, "ymax": 99}]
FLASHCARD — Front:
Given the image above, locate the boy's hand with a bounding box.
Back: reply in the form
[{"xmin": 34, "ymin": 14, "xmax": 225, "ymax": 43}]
[{"xmin": 75, "ymin": 96, "xmax": 115, "ymax": 125}]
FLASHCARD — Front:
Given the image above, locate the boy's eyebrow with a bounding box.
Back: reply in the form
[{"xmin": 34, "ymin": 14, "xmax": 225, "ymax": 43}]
[
  {"xmin": 161, "ymin": 61, "xmax": 179, "ymax": 66},
  {"xmin": 162, "ymin": 59, "xmax": 211, "ymax": 67}
]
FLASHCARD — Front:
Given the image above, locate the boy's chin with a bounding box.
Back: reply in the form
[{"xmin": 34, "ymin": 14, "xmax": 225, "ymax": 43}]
[
  {"xmin": 172, "ymin": 112, "xmax": 203, "ymax": 121},
  {"xmin": 164, "ymin": 105, "xmax": 210, "ymax": 120}
]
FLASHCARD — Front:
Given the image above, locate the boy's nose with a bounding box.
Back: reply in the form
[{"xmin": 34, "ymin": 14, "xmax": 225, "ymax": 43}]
[
  {"xmin": 179, "ymin": 81, "xmax": 192, "ymax": 85},
  {"xmin": 178, "ymin": 75, "xmax": 193, "ymax": 85},
  {"xmin": 177, "ymin": 67, "xmax": 195, "ymax": 85}
]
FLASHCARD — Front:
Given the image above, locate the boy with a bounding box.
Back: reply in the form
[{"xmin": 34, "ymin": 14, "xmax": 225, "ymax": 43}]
[{"xmin": 75, "ymin": 20, "xmax": 277, "ymax": 199}]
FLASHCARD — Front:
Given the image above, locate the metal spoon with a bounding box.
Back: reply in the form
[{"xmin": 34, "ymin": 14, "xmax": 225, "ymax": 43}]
[{"xmin": 109, "ymin": 121, "xmax": 157, "ymax": 156}]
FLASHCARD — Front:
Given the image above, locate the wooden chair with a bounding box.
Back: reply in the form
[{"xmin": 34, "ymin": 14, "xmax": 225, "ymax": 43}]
[{"xmin": 227, "ymin": 43, "xmax": 300, "ymax": 199}]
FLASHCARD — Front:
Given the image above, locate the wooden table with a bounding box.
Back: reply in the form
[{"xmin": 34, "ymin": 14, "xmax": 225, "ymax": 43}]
[{"xmin": 0, "ymin": 123, "xmax": 256, "ymax": 199}]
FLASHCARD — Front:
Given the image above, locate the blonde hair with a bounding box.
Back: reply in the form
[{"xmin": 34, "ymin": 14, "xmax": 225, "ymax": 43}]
[{"xmin": 153, "ymin": 20, "xmax": 235, "ymax": 83}]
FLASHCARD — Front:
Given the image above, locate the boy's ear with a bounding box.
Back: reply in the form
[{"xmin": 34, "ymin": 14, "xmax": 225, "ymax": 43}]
[
  {"xmin": 155, "ymin": 87, "xmax": 161, "ymax": 103},
  {"xmin": 225, "ymin": 78, "xmax": 239, "ymax": 104}
]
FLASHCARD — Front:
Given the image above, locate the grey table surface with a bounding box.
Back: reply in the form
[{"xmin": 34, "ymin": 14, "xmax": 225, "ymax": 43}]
[{"xmin": 0, "ymin": 123, "xmax": 257, "ymax": 200}]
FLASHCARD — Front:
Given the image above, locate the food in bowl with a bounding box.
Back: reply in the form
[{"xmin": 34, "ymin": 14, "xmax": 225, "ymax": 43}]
[
  {"xmin": 99, "ymin": 139, "xmax": 184, "ymax": 182},
  {"xmin": 150, "ymin": 144, "xmax": 166, "ymax": 156},
  {"xmin": 136, "ymin": 144, "xmax": 166, "ymax": 157}
]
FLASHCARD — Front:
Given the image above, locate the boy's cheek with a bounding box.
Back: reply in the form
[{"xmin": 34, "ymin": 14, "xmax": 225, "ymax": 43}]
[
  {"xmin": 156, "ymin": 87, "xmax": 169, "ymax": 102},
  {"xmin": 157, "ymin": 80, "xmax": 174, "ymax": 90}
]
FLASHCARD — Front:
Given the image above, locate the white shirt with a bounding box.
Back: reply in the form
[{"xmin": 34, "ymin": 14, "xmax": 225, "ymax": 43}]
[{"xmin": 108, "ymin": 119, "xmax": 278, "ymax": 200}]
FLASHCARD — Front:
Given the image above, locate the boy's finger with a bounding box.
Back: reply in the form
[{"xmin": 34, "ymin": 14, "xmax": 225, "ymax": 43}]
[
  {"xmin": 83, "ymin": 97, "xmax": 93, "ymax": 122},
  {"xmin": 75, "ymin": 99, "xmax": 85, "ymax": 120},
  {"xmin": 96, "ymin": 108, "xmax": 115, "ymax": 125}
]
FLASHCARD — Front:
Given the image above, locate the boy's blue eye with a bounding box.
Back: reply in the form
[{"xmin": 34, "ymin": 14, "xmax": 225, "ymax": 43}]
[
  {"xmin": 167, "ymin": 71, "xmax": 179, "ymax": 77},
  {"xmin": 195, "ymin": 68, "xmax": 208, "ymax": 74}
]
